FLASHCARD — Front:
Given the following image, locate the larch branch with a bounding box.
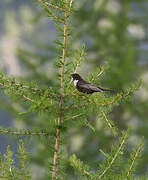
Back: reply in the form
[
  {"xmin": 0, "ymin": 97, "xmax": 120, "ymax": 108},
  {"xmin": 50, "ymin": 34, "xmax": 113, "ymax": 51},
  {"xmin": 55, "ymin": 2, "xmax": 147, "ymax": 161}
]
[
  {"xmin": 0, "ymin": 128, "xmax": 51, "ymax": 136},
  {"xmin": 98, "ymin": 132, "xmax": 128, "ymax": 179},
  {"xmin": 51, "ymin": 0, "xmax": 68, "ymax": 179},
  {"xmin": 45, "ymin": 2, "xmax": 64, "ymax": 11},
  {"xmin": 0, "ymin": 161, "xmax": 7, "ymax": 180},
  {"xmin": 125, "ymin": 143, "xmax": 142, "ymax": 180}
]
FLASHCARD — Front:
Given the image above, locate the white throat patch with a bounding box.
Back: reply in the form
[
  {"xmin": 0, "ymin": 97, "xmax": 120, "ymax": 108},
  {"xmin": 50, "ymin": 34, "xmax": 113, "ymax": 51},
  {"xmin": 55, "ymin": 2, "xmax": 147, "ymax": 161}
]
[{"xmin": 74, "ymin": 80, "xmax": 79, "ymax": 87}]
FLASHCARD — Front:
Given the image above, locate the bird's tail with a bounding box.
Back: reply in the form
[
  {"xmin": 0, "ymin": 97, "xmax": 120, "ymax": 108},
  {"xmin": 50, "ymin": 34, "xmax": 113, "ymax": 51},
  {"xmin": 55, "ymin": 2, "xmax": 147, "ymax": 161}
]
[{"xmin": 99, "ymin": 87, "xmax": 114, "ymax": 92}]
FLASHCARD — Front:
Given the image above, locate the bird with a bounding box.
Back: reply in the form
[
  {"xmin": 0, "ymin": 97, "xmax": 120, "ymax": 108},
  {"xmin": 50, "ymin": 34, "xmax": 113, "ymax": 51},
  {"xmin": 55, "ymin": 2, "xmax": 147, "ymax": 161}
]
[{"xmin": 71, "ymin": 73, "xmax": 113, "ymax": 94}]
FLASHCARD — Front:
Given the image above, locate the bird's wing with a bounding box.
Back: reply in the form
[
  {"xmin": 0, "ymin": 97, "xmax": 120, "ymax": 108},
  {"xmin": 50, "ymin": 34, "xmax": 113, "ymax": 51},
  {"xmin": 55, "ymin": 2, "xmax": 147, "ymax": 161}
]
[{"xmin": 78, "ymin": 81, "xmax": 102, "ymax": 92}]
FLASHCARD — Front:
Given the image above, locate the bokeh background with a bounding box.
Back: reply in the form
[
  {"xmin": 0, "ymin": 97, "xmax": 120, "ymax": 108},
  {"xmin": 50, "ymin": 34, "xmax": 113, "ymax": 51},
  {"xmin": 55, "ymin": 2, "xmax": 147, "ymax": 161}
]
[{"xmin": 0, "ymin": 0, "xmax": 148, "ymax": 179}]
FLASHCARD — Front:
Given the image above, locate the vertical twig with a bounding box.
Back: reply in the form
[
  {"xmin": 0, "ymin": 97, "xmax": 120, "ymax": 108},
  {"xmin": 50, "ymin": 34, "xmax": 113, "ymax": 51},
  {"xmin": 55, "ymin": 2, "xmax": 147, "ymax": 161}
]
[
  {"xmin": 98, "ymin": 132, "xmax": 128, "ymax": 179},
  {"xmin": 22, "ymin": 151, "xmax": 27, "ymax": 180},
  {"xmin": 70, "ymin": 0, "xmax": 73, "ymax": 8},
  {"xmin": 125, "ymin": 143, "xmax": 142, "ymax": 180},
  {"xmin": 102, "ymin": 111, "xmax": 113, "ymax": 130},
  {"xmin": 52, "ymin": 0, "xmax": 68, "ymax": 179},
  {"xmin": 0, "ymin": 161, "xmax": 6, "ymax": 180},
  {"xmin": 102, "ymin": 111, "xmax": 118, "ymax": 136}
]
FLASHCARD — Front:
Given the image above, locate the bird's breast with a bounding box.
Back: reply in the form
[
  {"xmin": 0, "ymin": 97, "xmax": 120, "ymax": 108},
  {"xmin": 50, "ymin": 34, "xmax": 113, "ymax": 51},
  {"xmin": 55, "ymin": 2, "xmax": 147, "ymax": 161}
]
[{"xmin": 73, "ymin": 80, "xmax": 79, "ymax": 87}]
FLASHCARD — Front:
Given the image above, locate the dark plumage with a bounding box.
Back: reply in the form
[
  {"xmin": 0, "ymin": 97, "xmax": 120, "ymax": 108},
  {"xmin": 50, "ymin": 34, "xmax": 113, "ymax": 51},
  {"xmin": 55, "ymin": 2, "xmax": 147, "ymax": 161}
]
[{"xmin": 71, "ymin": 73, "xmax": 112, "ymax": 94}]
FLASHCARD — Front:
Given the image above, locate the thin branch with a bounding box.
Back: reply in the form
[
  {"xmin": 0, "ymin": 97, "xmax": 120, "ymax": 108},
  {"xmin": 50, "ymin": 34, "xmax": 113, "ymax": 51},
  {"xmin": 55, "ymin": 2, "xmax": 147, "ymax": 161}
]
[
  {"xmin": 0, "ymin": 82, "xmax": 35, "ymax": 103},
  {"xmin": 70, "ymin": 0, "xmax": 74, "ymax": 8},
  {"xmin": 73, "ymin": 63, "xmax": 79, "ymax": 73},
  {"xmin": 49, "ymin": 11, "xmax": 65, "ymax": 23},
  {"xmin": 125, "ymin": 143, "xmax": 142, "ymax": 180},
  {"xmin": 45, "ymin": 2, "xmax": 64, "ymax": 11},
  {"xmin": 23, "ymin": 158, "xmax": 27, "ymax": 180},
  {"xmin": 90, "ymin": 68, "xmax": 104, "ymax": 82},
  {"xmin": 102, "ymin": 111, "xmax": 117, "ymax": 136},
  {"xmin": 52, "ymin": 0, "xmax": 68, "ymax": 179},
  {"xmin": 98, "ymin": 132, "xmax": 128, "ymax": 179},
  {"xmin": 0, "ymin": 75, "xmax": 35, "ymax": 92},
  {"xmin": 102, "ymin": 111, "xmax": 113, "ymax": 130},
  {"xmin": 20, "ymin": 144, "xmax": 27, "ymax": 180},
  {"xmin": 0, "ymin": 161, "xmax": 7, "ymax": 180},
  {"xmin": 0, "ymin": 74, "xmax": 58, "ymax": 106},
  {"xmin": 97, "ymin": 68, "xmax": 104, "ymax": 77},
  {"xmin": 22, "ymin": 95, "xmax": 35, "ymax": 102},
  {"xmin": 0, "ymin": 128, "xmax": 51, "ymax": 136},
  {"xmin": 0, "ymin": 74, "xmax": 57, "ymax": 98},
  {"xmin": 0, "ymin": 80, "xmax": 58, "ymax": 112},
  {"xmin": 64, "ymin": 113, "xmax": 84, "ymax": 122}
]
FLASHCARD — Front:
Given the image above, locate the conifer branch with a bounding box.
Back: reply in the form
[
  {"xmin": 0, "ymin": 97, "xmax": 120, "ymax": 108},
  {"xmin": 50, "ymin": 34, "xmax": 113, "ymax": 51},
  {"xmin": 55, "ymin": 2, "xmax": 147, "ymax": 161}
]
[
  {"xmin": 0, "ymin": 127, "xmax": 52, "ymax": 136},
  {"xmin": 0, "ymin": 159, "xmax": 6, "ymax": 180},
  {"xmin": 97, "ymin": 68, "xmax": 104, "ymax": 77},
  {"xmin": 0, "ymin": 80, "xmax": 35, "ymax": 102},
  {"xmin": 70, "ymin": 0, "xmax": 74, "ymax": 8},
  {"xmin": 0, "ymin": 73, "xmax": 56, "ymax": 97},
  {"xmin": 65, "ymin": 113, "xmax": 84, "ymax": 121},
  {"xmin": 102, "ymin": 111, "xmax": 117, "ymax": 136},
  {"xmin": 0, "ymin": 81, "xmax": 35, "ymax": 103},
  {"xmin": 45, "ymin": 2, "xmax": 64, "ymax": 11},
  {"xmin": 0, "ymin": 76, "xmax": 58, "ymax": 112},
  {"xmin": 65, "ymin": 83, "xmax": 140, "ymax": 110},
  {"xmin": 38, "ymin": 0, "xmax": 64, "ymax": 23},
  {"xmin": 0, "ymin": 74, "xmax": 57, "ymax": 104},
  {"xmin": 102, "ymin": 111, "xmax": 113, "ymax": 130},
  {"xmin": 69, "ymin": 154, "xmax": 92, "ymax": 178},
  {"xmin": 98, "ymin": 131, "xmax": 128, "ymax": 179},
  {"xmin": 4, "ymin": 146, "xmax": 14, "ymax": 178},
  {"xmin": 49, "ymin": 11, "xmax": 65, "ymax": 24},
  {"xmin": 23, "ymin": 95, "xmax": 35, "ymax": 102},
  {"xmin": 19, "ymin": 141, "xmax": 28, "ymax": 180},
  {"xmin": 125, "ymin": 143, "xmax": 142, "ymax": 180},
  {"xmin": 52, "ymin": 0, "xmax": 68, "ymax": 179}
]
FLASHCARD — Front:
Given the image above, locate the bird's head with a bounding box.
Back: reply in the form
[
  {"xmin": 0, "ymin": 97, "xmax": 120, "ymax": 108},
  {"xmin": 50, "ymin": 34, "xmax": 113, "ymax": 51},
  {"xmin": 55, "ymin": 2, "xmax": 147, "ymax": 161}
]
[{"xmin": 71, "ymin": 73, "xmax": 82, "ymax": 81}]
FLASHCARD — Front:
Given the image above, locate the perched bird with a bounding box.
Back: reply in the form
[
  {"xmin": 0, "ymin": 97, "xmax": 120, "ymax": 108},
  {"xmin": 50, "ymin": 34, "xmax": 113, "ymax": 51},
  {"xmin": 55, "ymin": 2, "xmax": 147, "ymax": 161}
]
[{"xmin": 71, "ymin": 73, "xmax": 113, "ymax": 94}]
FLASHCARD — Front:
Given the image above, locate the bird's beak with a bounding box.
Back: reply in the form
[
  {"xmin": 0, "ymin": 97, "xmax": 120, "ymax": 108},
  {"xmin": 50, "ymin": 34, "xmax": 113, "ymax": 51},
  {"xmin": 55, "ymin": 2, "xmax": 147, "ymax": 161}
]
[
  {"xmin": 70, "ymin": 74, "xmax": 73, "ymax": 81},
  {"xmin": 70, "ymin": 74, "xmax": 73, "ymax": 83}
]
